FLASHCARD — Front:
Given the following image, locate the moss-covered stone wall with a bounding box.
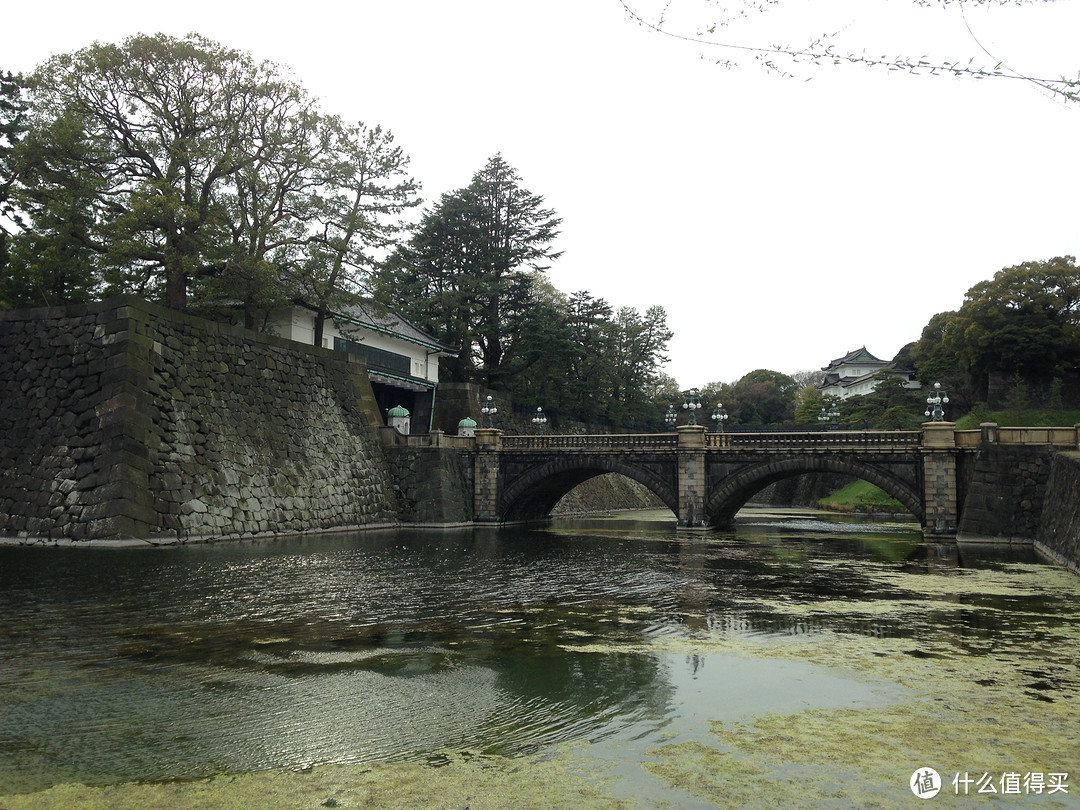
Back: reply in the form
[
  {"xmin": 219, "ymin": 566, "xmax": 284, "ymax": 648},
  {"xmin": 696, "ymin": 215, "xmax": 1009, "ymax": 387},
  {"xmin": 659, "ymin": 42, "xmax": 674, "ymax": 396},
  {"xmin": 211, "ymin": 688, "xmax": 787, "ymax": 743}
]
[{"xmin": 0, "ymin": 296, "xmax": 396, "ymax": 543}]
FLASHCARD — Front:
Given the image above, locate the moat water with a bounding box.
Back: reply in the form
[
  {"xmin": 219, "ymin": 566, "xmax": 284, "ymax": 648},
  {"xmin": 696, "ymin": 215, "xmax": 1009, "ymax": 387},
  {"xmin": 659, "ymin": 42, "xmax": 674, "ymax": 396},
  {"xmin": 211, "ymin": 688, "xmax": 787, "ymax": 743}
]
[{"xmin": 1, "ymin": 508, "xmax": 1078, "ymax": 808}]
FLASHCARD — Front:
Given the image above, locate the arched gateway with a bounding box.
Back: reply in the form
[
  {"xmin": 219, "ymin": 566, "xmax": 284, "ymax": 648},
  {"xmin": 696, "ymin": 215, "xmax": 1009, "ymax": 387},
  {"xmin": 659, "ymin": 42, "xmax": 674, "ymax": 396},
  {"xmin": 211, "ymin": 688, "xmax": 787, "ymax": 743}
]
[{"xmin": 473, "ymin": 424, "xmax": 962, "ymax": 536}]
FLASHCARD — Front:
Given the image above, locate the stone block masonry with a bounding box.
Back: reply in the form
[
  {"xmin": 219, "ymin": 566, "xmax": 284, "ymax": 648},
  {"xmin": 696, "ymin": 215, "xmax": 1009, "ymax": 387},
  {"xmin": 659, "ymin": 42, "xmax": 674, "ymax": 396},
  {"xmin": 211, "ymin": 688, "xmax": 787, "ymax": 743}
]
[
  {"xmin": 0, "ymin": 296, "xmax": 397, "ymax": 543},
  {"xmin": 956, "ymin": 444, "xmax": 1055, "ymax": 544},
  {"xmin": 383, "ymin": 445, "xmax": 475, "ymax": 524},
  {"xmin": 1036, "ymin": 452, "xmax": 1080, "ymax": 574}
]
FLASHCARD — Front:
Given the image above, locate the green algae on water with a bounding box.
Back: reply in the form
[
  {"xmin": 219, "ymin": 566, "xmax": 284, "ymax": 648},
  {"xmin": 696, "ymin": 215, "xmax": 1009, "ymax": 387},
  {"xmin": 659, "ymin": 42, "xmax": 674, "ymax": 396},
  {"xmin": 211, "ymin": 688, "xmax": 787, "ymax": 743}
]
[{"xmin": 0, "ymin": 752, "xmax": 631, "ymax": 810}]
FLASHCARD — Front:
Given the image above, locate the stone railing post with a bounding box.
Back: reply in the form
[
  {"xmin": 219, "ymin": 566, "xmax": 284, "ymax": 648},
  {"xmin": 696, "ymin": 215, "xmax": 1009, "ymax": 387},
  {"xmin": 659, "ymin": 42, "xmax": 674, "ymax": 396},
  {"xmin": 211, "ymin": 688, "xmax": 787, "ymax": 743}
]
[
  {"xmin": 921, "ymin": 421, "xmax": 958, "ymax": 537},
  {"xmin": 980, "ymin": 422, "xmax": 998, "ymax": 445},
  {"xmin": 473, "ymin": 428, "xmax": 503, "ymax": 523},
  {"xmin": 676, "ymin": 425, "xmax": 708, "ymax": 527}
]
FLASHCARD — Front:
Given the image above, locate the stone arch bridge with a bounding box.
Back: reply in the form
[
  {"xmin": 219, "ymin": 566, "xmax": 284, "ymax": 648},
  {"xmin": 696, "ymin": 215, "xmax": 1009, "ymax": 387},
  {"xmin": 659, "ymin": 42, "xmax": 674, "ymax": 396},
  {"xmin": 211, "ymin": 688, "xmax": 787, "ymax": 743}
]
[
  {"xmin": 408, "ymin": 423, "xmax": 1069, "ymax": 538},
  {"xmin": 473, "ymin": 425, "xmax": 963, "ymax": 535}
]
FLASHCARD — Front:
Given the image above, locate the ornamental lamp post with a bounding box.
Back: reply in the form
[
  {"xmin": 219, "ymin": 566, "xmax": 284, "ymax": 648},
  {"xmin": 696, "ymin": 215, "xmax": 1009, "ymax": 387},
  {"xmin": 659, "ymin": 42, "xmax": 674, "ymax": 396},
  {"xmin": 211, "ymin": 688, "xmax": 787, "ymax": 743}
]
[
  {"xmin": 711, "ymin": 402, "xmax": 728, "ymax": 433},
  {"xmin": 532, "ymin": 406, "xmax": 547, "ymax": 435},
  {"xmin": 682, "ymin": 389, "xmax": 702, "ymax": 426},
  {"xmin": 664, "ymin": 404, "xmax": 678, "ymax": 430},
  {"xmin": 480, "ymin": 395, "xmax": 498, "ymax": 428},
  {"xmin": 819, "ymin": 402, "xmax": 840, "ymax": 429},
  {"xmin": 925, "ymin": 382, "xmax": 949, "ymax": 422}
]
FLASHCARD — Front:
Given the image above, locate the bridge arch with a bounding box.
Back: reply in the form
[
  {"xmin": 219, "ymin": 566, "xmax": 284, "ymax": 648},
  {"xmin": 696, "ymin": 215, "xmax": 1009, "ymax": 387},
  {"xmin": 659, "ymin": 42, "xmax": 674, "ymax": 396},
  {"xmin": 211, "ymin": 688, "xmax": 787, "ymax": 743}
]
[
  {"xmin": 705, "ymin": 455, "xmax": 924, "ymax": 527},
  {"xmin": 499, "ymin": 456, "xmax": 679, "ymax": 522}
]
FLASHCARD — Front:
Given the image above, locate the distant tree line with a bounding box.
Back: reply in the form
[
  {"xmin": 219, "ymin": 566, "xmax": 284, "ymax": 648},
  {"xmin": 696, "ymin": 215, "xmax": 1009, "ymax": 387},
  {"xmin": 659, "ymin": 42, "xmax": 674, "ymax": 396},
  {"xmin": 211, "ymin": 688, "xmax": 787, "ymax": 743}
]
[{"xmin": 668, "ymin": 256, "xmax": 1080, "ymax": 431}]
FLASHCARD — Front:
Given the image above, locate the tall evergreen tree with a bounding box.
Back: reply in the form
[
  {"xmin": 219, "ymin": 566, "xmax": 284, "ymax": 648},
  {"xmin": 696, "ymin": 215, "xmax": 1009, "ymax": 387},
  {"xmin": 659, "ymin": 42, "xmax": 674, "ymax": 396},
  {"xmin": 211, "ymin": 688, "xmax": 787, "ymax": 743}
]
[
  {"xmin": 0, "ymin": 70, "xmax": 27, "ymax": 295},
  {"xmin": 379, "ymin": 154, "xmax": 562, "ymax": 387}
]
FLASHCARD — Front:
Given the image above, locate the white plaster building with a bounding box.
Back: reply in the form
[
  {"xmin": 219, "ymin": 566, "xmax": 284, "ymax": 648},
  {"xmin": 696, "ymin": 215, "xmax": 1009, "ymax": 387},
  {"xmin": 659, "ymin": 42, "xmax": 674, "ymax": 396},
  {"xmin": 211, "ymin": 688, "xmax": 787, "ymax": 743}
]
[
  {"xmin": 266, "ymin": 303, "xmax": 456, "ymax": 433},
  {"xmin": 817, "ymin": 347, "xmax": 921, "ymax": 401}
]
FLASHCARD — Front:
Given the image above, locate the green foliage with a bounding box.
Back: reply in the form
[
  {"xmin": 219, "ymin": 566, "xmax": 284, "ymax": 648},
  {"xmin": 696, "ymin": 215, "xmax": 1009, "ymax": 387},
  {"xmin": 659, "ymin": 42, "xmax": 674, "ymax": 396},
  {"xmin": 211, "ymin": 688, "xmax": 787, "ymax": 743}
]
[
  {"xmin": 283, "ymin": 119, "xmax": 418, "ymax": 341},
  {"xmin": 0, "ymin": 69, "xmax": 27, "ymax": 292},
  {"xmin": 817, "ymin": 479, "xmax": 905, "ymax": 514},
  {"xmin": 375, "ymin": 154, "xmax": 671, "ymax": 429},
  {"xmin": 836, "ymin": 370, "xmax": 926, "ymax": 430},
  {"xmin": 7, "ymin": 35, "xmax": 418, "ymax": 318},
  {"xmin": 953, "ymin": 407, "xmax": 1080, "ymax": 430},
  {"xmin": 941, "ymin": 256, "xmax": 1080, "ymax": 407},
  {"xmin": 678, "ymin": 370, "xmax": 801, "ymax": 427},
  {"xmin": 380, "ymin": 168, "xmax": 673, "ymax": 430},
  {"xmin": 793, "ymin": 385, "xmax": 825, "ymax": 424},
  {"xmin": 376, "ymin": 154, "xmax": 561, "ymax": 387},
  {"xmin": 729, "ymin": 369, "xmax": 798, "ymax": 424},
  {"xmin": 15, "ymin": 34, "xmax": 288, "ymax": 306},
  {"xmin": 496, "ymin": 274, "xmax": 578, "ymax": 412}
]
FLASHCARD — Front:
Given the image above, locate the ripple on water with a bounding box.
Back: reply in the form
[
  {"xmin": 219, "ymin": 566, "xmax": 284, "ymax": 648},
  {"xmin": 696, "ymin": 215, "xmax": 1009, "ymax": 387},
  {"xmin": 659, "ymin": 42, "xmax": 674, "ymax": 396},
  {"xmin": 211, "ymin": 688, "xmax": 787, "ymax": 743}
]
[{"xmin": 1, "ymin": 513, "xmax": 1078, "ymax": 808}]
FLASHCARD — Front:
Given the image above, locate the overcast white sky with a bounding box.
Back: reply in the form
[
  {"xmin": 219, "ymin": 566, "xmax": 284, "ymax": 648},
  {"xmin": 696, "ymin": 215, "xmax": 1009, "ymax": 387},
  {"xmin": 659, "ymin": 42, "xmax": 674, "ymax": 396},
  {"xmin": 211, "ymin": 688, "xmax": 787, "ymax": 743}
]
[{"xmin": 6, "ymin": 0, "xmax": 1079, "ymax": 389}]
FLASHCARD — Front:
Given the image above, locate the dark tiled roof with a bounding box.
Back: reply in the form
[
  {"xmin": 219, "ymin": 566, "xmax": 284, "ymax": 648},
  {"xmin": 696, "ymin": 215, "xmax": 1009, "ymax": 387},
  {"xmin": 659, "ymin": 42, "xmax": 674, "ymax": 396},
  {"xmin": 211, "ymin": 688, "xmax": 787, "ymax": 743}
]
[
  {"xmin": 301, "ymin": 301, "xmax": 458, "ymax": 355},
  {"xmin": 821, "ymin": 346, "xmax": 887, "ymax": 372}
]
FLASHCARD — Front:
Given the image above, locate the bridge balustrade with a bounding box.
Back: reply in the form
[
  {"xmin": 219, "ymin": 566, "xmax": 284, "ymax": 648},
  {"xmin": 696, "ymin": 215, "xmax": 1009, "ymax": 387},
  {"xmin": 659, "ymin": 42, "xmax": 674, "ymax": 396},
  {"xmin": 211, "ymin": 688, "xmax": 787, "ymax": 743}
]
[
  {"xmin": 501, "ymin": 434, "xmax": 679, "ymax": 451},
  {"xmin": 705, "ymin": 430, "xmax": 922, "ymax": 450},
  {"xmin": 390, "ymin": 422, "xmax": 1080, "ymax": 537}
]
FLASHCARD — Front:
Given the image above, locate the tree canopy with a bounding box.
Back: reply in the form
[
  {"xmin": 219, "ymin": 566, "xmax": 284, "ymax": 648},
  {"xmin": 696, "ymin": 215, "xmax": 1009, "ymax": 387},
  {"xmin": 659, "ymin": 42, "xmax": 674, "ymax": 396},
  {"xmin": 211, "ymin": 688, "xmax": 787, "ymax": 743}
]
[
  {"xmin": 2, "ymin": 34, "xmax": 418, "ymax": 318},
  {"xmin": 0, "ymin": 70, "xmax": 27, "ymax": 283},
  {"xmin": 943, "ymin": 256, "xmax": 1080, "ymax": 405},
  {"xmin": 376, "ymin": 154, "xmax": 563, "ymax": 387},
  {"xmin": 377, "ymin": 157, "xmax": 672, "ymax": 429}
]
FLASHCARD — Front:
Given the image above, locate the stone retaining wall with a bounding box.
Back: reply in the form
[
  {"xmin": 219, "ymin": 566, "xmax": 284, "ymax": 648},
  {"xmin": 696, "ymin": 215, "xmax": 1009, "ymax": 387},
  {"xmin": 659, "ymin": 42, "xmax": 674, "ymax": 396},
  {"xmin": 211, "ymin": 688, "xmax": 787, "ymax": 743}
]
[
  {"xmin": 956, "ymin": 445, "xmax": 1055, "ymax": 543},
  {"xmin": 1035, "ymin": 451, "xmax": 1080, "ymax": 574},
  {"xmin": 0, "ymin": 296, "xmax": 396, "ymax": 543},
  {"xmin": 384, "ymin": 446, "xmax": 475, "ymax": 524},
  {"xmin": 550, "ymin": 472, "xmax": 664, "ymax": 515}
]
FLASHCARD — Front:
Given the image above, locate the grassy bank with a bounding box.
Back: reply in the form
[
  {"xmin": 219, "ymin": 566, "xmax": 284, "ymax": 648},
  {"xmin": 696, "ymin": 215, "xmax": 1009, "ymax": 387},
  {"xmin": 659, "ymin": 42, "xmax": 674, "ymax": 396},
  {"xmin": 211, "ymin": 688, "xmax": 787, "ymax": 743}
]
[
  {"xmin": 817, "ymin": 479, "xmax": 905, "ymax": 514},
  {"xmin": 954, "ymin": 406, "xmax": 1080, "ymax": 429}
]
